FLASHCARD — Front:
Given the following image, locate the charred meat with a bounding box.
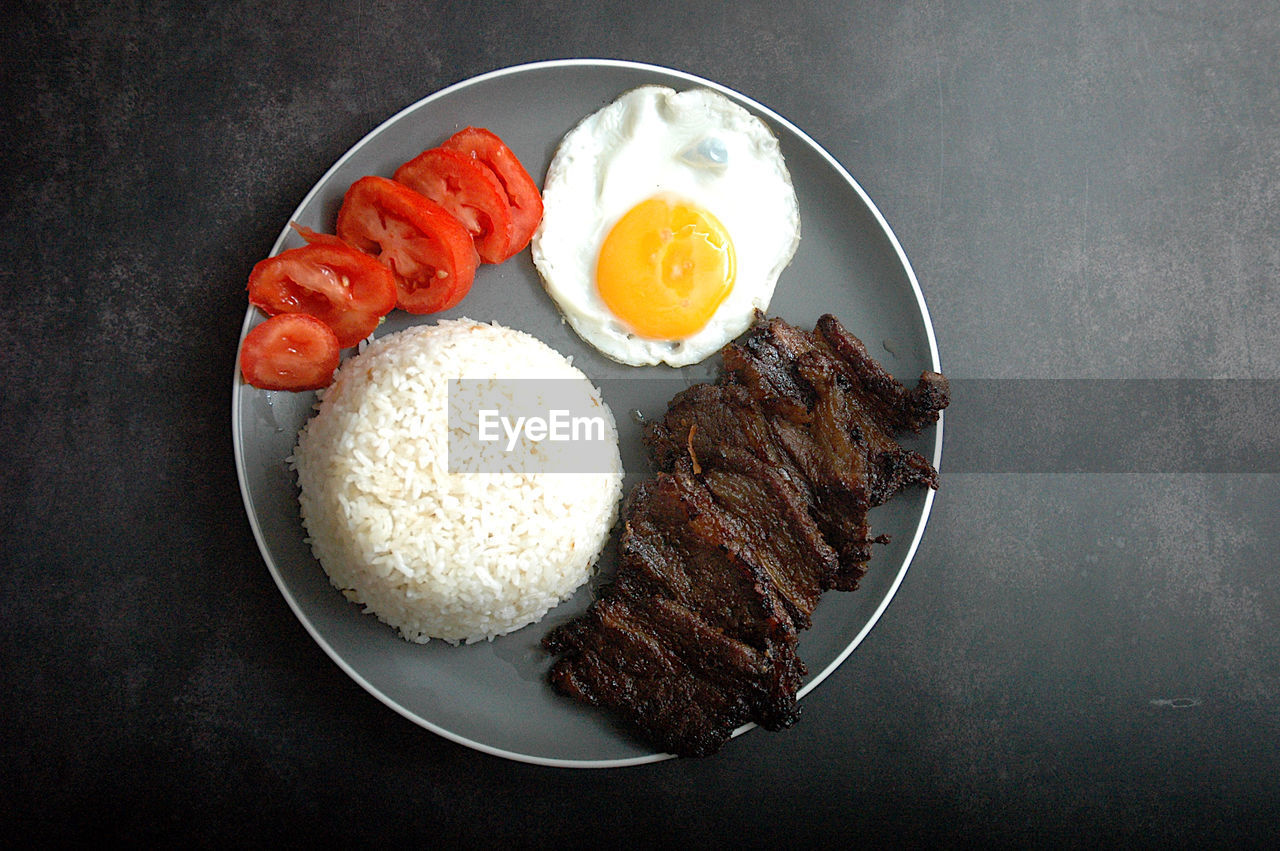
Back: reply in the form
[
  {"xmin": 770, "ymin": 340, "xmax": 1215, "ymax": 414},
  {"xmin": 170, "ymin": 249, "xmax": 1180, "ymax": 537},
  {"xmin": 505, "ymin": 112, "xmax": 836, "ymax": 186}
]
[{"xmin": 543, "ymin": 314, "xmax": 949, "ymax": 756}]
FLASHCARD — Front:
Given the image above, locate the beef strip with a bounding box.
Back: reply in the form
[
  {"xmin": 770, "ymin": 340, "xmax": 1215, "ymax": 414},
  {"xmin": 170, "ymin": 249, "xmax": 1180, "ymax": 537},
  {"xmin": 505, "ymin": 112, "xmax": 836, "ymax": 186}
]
[
  {"xmin": 688, "ymin": 342, "xmax": 880, "ymax": 585},
  {"xmin": 545, "ymin": 594, "xmax": 772, "ymax": 757},
  {"xmin": 815, "ymin": 313, "xmax": 949, "ymax": 434},
  {"xmin": 725, "ymin": 313, "xmax": 945, "ymax": 508},
  {"xmin": 694, "ymin": 449, "xmax": 837, "ymax": 628},
  {"xmin": 643, "ymin": 383, "xmax": 873, "ymax": 596},
  {"xmin": 543, "ymin": 314, "xmax": 949, "ymax": 756},
  {"xmin": 642, "ymin": 382, "xmax": 797, "ymax": 476},
  {"xmin": 545, "ymin": 472, "xmax": 804, "ymax": 755},
  {"xmin": 546, "ymin": 618, "xmax": 790, "ymax": 758},
  {"xmin": 611, "ymin": 471, "xmax": 800, "ymax": 660}
]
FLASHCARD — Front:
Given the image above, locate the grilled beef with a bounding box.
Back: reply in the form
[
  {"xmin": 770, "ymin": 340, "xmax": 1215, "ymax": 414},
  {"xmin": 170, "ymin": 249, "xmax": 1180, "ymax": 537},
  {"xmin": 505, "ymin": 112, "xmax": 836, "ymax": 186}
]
[{"xmin": 543, "ymin": 314, "xmax": 949, "ymax": 756}]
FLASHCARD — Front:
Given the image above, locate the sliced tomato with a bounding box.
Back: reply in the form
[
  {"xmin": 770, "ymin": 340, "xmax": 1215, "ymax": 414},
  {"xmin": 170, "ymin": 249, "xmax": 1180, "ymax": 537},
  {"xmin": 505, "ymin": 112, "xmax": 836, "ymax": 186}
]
[
  {"xmin": 289, "ymin": 223, "xmax": 346, "ymax": 247},
  {"xmin": 335, "ymin": 175, "xmax": 479, "ymax": 314},
  {"xmin": 239, "ymin": 314, "xmax": 341, "ymax": 392},
  {"xmin": 247, "ymin": 226, "xmax": 397, "ymax": 347},
  {"xmin": 394, "ymin": 147, "xmax": 515, "ymax": 264},
  {"xmin": 442, "ymin": 127, "xmax": 543, "ymax": 256}
]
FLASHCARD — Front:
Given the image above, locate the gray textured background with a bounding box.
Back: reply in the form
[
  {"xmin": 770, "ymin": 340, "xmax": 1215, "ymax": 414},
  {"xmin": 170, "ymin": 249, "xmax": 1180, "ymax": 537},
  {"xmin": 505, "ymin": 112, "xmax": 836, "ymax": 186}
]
[{"xmin": 3, "ymin": 0, "xmax": 1277, "ymax": 845}]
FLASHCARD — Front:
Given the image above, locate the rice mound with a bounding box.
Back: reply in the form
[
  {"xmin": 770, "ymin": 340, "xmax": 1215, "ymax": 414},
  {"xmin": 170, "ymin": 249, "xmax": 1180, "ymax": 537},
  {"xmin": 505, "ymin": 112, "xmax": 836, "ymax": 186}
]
[{"xmin": 291, "ymin": 319, "xmax": 624, "ymax": 644}]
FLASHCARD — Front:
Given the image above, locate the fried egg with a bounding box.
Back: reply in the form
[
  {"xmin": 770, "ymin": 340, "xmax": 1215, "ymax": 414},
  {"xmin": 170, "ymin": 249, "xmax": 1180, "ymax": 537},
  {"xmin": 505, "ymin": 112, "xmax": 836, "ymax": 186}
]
[{"xmin": 532, "ymin": 86, "xmax": 800, "ymax": 367}]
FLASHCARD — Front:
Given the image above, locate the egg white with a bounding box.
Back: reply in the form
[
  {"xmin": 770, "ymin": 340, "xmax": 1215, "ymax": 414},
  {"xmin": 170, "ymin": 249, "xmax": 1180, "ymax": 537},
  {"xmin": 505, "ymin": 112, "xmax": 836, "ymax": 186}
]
[{"xmin": 531, "ymin": 85, "xmax": 801, "ymax": 367}]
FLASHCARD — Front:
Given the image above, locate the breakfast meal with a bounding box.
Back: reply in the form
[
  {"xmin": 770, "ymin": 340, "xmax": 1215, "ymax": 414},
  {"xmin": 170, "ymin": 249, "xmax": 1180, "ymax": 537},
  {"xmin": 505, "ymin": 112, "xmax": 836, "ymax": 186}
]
[
  {"xmin": 531, "ymin": 86, "xmax": 801, "ymax": 367},
  {"xmin": 542, "ymin": 314, "xmax": 949, "ymax": 756},
  {"xmin": 290, "ymin": 319, "xmax": 624, "ymax": 644},
  {"xmin": 238, "ymin": 80, "xmax": 945, "ymax": 759}
]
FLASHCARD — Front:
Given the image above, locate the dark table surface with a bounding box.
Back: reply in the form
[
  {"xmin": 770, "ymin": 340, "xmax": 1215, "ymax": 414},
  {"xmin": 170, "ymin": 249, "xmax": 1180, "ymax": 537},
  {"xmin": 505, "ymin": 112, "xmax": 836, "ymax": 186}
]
[{"xmin": 5, "ymin": 1, "xmax": 1278, "ymax": 845}]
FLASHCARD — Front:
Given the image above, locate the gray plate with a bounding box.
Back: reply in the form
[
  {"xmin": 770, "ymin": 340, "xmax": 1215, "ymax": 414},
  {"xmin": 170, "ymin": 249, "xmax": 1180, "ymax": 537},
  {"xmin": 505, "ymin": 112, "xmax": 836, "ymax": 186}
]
[{"xmin": 232, "ymin": 59, "xmax": 944, "ymax": 767}]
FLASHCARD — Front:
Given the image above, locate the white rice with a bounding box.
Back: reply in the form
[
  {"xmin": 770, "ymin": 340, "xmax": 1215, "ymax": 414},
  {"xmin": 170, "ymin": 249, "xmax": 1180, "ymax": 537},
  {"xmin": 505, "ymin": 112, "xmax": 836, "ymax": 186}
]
[{"xmin": 291, "ymin": 318, "xmax": 624, "ymax": 644}]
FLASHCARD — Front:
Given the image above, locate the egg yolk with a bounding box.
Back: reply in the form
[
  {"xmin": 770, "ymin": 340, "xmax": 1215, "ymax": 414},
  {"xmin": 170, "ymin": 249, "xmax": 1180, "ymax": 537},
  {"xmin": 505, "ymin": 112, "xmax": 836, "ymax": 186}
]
[{"xmin": 596, "ymin": 197, "xmax": 736, "ymax": 340}]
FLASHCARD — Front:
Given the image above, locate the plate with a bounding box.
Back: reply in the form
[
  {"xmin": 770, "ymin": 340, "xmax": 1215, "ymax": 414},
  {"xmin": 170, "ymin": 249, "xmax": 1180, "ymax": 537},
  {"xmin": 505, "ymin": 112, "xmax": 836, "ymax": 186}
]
[{"xmin": 232, "ymin": 59, "xmax": 944, "ymax": 767}]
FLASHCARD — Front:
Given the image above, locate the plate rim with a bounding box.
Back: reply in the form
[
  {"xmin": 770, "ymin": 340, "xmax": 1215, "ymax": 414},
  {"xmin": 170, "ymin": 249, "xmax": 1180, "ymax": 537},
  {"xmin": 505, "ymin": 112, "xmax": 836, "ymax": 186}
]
[{"xmin": 231, "ymin": 58, "xmax": 945, "ymax": 769}]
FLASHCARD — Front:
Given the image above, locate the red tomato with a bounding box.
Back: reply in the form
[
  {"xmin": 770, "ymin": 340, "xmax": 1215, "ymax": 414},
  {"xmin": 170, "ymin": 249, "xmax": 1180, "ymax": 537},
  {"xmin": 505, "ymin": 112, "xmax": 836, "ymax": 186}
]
[
  {"xmin": 335, "ymin": 175, "xmax": 479, "ymax": 314},
  {"xmin": 239, "ymin": 314, "xmax": 341, "ymax": 391},
  {"xmin": 247, "ymin": 227, "xmax": 397, "ymax": 347},
  {"xmin": 442, "ymin": 127, "xmax": 543, "ymax": 256},
  {"xmin": 394, "ymin": 147, "xmax": 515, "ymax": 264}
]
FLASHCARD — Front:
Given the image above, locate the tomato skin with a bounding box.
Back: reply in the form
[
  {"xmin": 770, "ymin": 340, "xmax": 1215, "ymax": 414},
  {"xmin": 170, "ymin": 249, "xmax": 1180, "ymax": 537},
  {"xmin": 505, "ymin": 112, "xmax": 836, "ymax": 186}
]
[
  {"xmin": 442, "ymin": 127, "xmax": 543, "ymax": 256},
  {"xmin": 247, "ymin": 233, "xmax": 396, "ymax": 347},
  {"xmin": 290, "ymin": 223, "xmax": 347, "ymax": 248},
  {"xmin": 239, "ymin": 314, "xmax": 341, "ymax": 391},
  {"xmin": 394, "ymin": 147, "xmax": 515, "ymax": 264},
  {"xmin": 335, "ymin": 175, "xmax": 479, "ymax": 314}
]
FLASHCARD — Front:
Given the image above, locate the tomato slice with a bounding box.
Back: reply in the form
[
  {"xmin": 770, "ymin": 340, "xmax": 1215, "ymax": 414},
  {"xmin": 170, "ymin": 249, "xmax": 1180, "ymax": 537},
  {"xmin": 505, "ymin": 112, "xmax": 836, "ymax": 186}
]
[
  {"xmin": 335, "ymin": 175, "xmax": 479, "ymax": 314},
  {"xmin": 239, "ymin": 314, "xmax": 341, "ymax": 392},
  {"xmin": 394, "ymin": 147, "xmax": 515, "ymax": 264},
  {"xmin": 442, "ymin": 127, "xmax": 543, "ymax": 257},
  {"xmin": 247, "ymin": 226, "xmax": 397, "ymax": 347}
]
